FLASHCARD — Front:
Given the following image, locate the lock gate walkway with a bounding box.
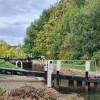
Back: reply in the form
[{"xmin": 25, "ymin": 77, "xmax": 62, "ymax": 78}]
[{"xmin": 0, "ymin": 67, "xmax": 100, "ymax": 91}]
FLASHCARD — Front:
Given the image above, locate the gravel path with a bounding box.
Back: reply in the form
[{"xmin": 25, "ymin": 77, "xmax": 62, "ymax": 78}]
[
  {"xmin": 60, "ymin": 68, "xmax": 100, "ymax": 77},
  {"xmin": 0, "ymin": 75, "xmax": 44, "ymax": 92}
]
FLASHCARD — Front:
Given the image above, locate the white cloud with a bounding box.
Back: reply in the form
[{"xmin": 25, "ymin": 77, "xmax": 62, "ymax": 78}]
[
  {"xmin": 0, "ymin": 0, "xmax": 58, "ymax": 45},
  {"xmin": 0, "ymin": 36, "xmax": 24, "ymax": 45}
]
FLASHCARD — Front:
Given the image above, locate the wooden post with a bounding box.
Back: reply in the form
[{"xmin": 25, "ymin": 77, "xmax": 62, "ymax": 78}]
[
  {"xmin": 45, "ymin": 71, "xmax": 47, "ymax": 83},
  {"xmin": 85, "ymin": 61, "xmax": 90, "ymax": 92},
  {"xmin": 44, "ymin": 60, "xmax": 48, "ymax": 83},
  {"xmin": 56, "ymin": 60, "xmax": 61, "ymax": 86},
  {"xmin": 21, "ymin": 61, "xmax": 23, "ymax": 69},
  {"xmin": 16, "ymin": 61, "xmax": 18, "ymax": 68},
  {"xmin": 85, "ymin": 72, "xmax": 89, "ymax": 92},
  {"xmin": 85, "ymin": 71, "xmax": 88, "ymax": 79},
  {"xmin": 47, "ymin": 60, "xmax": 53, "ymax": 87},
  {"xmin": 56, "ymin": 71, "xmax": 59, "ymax": 86}
]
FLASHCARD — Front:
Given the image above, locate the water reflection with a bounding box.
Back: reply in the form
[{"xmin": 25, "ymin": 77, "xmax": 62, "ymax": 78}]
[
  {"xmin": 80, "ymin": 92, "xmax": 100, "ymax": 100},
  {"xmin": 58, "ymin": 87, "xmax": 100, "ymax": 100}
]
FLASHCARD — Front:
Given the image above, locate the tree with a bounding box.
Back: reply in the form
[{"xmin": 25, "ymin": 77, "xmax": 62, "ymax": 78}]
[
  {"xmin": 22, "ymin": 8, "xmax": 53, "ymax": 56},
  {"xmin": 0, "ymin": 40, "xmax": 9, "ymax": 57},
  {"xmin": 23, "ymin": 0, "xmax": 100, "ymax": 60}
]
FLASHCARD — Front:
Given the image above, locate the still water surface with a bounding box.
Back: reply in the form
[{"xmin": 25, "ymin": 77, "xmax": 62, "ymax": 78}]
[
  {"xmin": 59, "ymin": 88, "xmax": 100, "ymax": 100},
  {"xmin": 79, "ymin": 92, "xmax": 100, "ymax": 100}
]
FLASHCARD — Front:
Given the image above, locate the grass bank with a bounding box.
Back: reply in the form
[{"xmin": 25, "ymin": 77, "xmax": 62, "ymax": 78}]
[
  {"xmin": 0, "ymin": 61, "xmax": 16, "ymax": 69},
  {"xmin": 0, "ymin": 61, "xmax": 17, "ymax": 76},
  {"xmin": 0, "ymin": 88, "xmax": 4, "ymax": 96},
  {"xmin": 0, "ymin": 74, "xmax": 6, "ymax": 76},
  {"xmin": 63, "ymin": 64, "xmax": 100, "ymax": 72}
]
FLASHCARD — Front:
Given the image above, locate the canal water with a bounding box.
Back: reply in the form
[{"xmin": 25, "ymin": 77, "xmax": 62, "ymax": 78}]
[
  {"xmin": 58, "ymin": 88, "xmax": 100, "ymax": 100},
  {"xmin": 79, "ymin": 92, "xmax": 100, "ymax": 100}
]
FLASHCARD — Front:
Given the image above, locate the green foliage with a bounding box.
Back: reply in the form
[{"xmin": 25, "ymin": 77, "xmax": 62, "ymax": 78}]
[
  {"xmin": 22, "ymin": 8, "xmax": 53, "ymax": 56},
  {"xmin": 92, "ymin": 50, "xmax": 100, "ymax": 66},
  {"xmin": 92, "ymin": 51, "xmax": 100, "ymax": 60},
  {"xmin": 7, "ymin": 50, "xmax": 18, "ymax": 57},
  {"xmin": 23, "ymin": 0, "xmax": 100, "ymax": 60},
  {"xmin": 68, "ymin": 0, "xmax": 85, "ymax": 8},
  {"xmin": 0, "ymin": 40, "xmax": 9, "ymax": 57},
  {"xmin": 0, "ymin": 40, "xmax": 19, "ymax": 58}
]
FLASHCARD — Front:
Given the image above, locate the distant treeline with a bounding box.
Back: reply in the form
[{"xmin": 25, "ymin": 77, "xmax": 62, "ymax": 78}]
[
  {"xmin": 23, "ymin": 0, "xmax": 100, "ymax": 60},
  {"xmin": 0, "ymin": 40, "xmax": 21, "ymax": 58}
]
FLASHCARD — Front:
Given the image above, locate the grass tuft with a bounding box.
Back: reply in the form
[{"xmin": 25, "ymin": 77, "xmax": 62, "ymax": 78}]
[{"xmin": 0, "ymin": 88, "xmax": 5, "ymax": 96}]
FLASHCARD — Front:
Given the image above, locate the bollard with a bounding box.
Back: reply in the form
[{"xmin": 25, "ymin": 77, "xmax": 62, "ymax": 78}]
[
  {"xmin": 85, "ymin": 61, "xmax": 90, "ymax": 92},
  {"xmin": 16, "ymin": 60, "xmax": 19, "ymax": 68},
  {"xmin": 21, "ymin": 61, "xmax": 23, "ymax": 69},
  {"xmin": 56, "ymin": 60, "xmax": 62, "ymax": 86},
  {"xmin": 47, "ymin": 60, "xmax": 53, "ymax": 87}
]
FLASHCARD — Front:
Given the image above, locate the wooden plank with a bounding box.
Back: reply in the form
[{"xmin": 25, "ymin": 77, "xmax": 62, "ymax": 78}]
[
  {"xmin": 0, "ymin": 68, "xmax": 100, "ymax": 84},
  {"xmin": 0, "ymin": 67, "xmax": 45, "ymax": 77}
]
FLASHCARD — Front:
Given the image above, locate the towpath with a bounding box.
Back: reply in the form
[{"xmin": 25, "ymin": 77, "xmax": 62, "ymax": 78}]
[{"xmin": 0, "ymin": 75, "xmax": 44, "ymax": 91}]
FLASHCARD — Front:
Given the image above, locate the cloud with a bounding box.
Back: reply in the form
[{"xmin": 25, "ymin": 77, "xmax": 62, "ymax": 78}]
[
  {"xmin": 0, "ymin": 36, "xmax": 24, "ymax": 45},
  {"xmin": 0, "ymin": 0, "xmax": 58, "ymax": 45}
]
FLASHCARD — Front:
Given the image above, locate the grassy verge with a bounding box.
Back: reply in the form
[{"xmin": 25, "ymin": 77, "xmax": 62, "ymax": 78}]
[
  {"xmin": 0, "ymin": 61, "xmax": 17, "ymax": 76},
  {"xmin": 0, "ymin": 88, "xmax": 4, "ymax": 96},
  {"xmin": 63, "ymin": 64, "xmax": 100, "ymax": 72},
  {"xmin": 0, "ymin": 74, "xmax": 6, "ymax": 76},
  {"xmin": 0, "ymin": 61, "xmax": 16, "ymax": 69}
]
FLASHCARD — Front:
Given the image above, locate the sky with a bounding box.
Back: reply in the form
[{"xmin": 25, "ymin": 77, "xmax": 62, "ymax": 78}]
[{"xmin": 0, "ymin": 0, "xmax": 58, "ymax": 45}]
